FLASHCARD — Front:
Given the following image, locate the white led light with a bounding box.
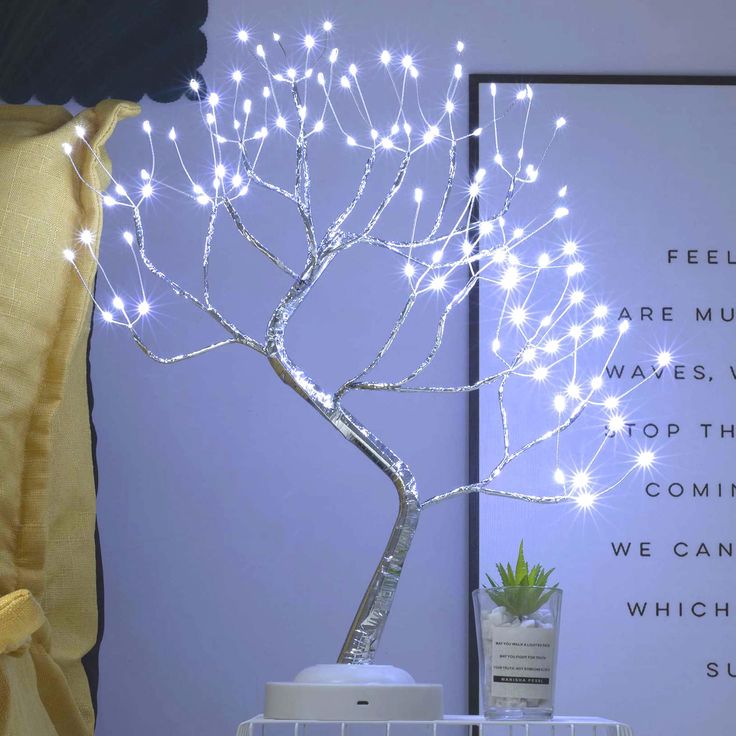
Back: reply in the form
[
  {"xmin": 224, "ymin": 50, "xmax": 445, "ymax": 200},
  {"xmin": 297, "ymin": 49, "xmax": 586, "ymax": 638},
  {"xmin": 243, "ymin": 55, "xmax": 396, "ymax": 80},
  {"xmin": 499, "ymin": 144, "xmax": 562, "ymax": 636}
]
[
  {"xmin": 137, "ymin": 300, "xmax": 150, "ymax": 316},
  {"xmin": 304, "ymin": 34, "xmax": 315, "ymax": 49},
  {"xmin": 79, "ymin": 229, "xmax": 93, "ymax": 246},
  {"xmin": 494, "ymin": 153, "xmax": 503, "ymax": 165},
  {"xmin": 510, "ymin": 306, "xmax": 527, "ymax": 326},
  {"xmin": 570, "ymin": 289, "xmax": 585, "ymax": 305},
  {"xmin": 472, "ymin": 127, "xmax": 482, "ymax": 136},
  {"xmin": 469, "ymin": 182, "xmax": 480, "ymax": 197},
  {"xmin": 572, "ymin": 471, "xmax": 590, "ymax": 492},
  {"xmin": 414, "ymin": 188, "xmax": 423, "ymax": 204},
  {"xmin": 474, "ymin": 168, "xmax": 486, "ymax": 183},
  {"xmin": 346, "ymin": 135, "xmax": 357, "ymax": 146},
  {"xmin": 102, "ymin": 311, "xmax": 114, "ymax": 323},
  {"xmin": 566, "ymin": 262, "xmax": 584, "ymax": 277},
  {"xmin": 592, "ymin": 324, "xmax": 605, "ymax": 338},
  {"xmin": 500, "ymin": 267, "xmax": 520, "ymax": 291},
  {"xmin": 432, "ymin": 250, "xmax": 442, "ymax": 264},
  {"xmin": 189, "ymin": 79, "xmax": 200, "ymax": 92},
  {"xmin": 538, "ymin": 253, "xmax": 551, "ymax": 268},
  {"xmin": 63, "ymin": 248, "xmax": 75, "ymax": 262},
  {"xmin": 609, "ymin": 414, "xmax": 626, "ymax": 433},
  {"xmin": 349, "ymin": 63, "xmax": 358, "ymax": 76},
  {"xmin": 75, "ymin": 125, "xmax": 86, "ymax": 138},
  {"xmin": 558, "ymin": 185, "xmax": 568, "ymax": 198},
  {"xmin": 340, "ymin": 76, "xmax": 351, "ymax": 89},
  {"xmin": 556, "ymin": 117, "xmax": 567, "ymax": 128},
  {"xmin": 478, "ymin": 220, "xmax": 493, "ymax": 236},
  {"xmin": 491, "ymin": 338, "xmax": 501, "ymax": 352},
  {"xmin": 276, "ymin": 115, "xmax": 286, "ymax": 129},
  {"xmin": 381, "ymin": 137, "xmax": 394, "ymax": 150},
  {"xmin": 142, "ymin": 120, "xmax": 152, "ymax": 134},
  {"xmin": 590, "ymin": 375, "xmax": 603, "ymax": 390},
  {"xmin": 141, "ymin": 183, "xmax": 153, "ymax": 198},
  {"xmin": 403, "ymin": 262, "xmax": 415, "ymax": 278},
  {"xmin": 112, "ymin": 296, "xmax": 124, "ymax": 310},
  {"xmin": 123, "ymin": 231, "xmax": 134, "ymax": 246},
  {"xmin": 603, "ymin": 396, "xmax": 620, "ymax": 411},
  {"xmin": 568, "ymin": 324, "xmax": 583, "ymax": 341},
  {"xmin": 329, "ymin": 48, "xmax": 338, "ymax": 63},
  {"xmin": 554, "ymin": 206, "xmax": 569, "ymax": 219},
  {"xmin": 575, "ymin": 492, "xmax": 596, "ymax": 509},
  {"xmin": 237, "ymin": 29, "xmax": 248, "ymax": 42},
  {"xmin": 401, "ymin": 55, "xmax": 413, "ymax": 69},
  {"xmin": 103, "ymin": 195, "xmax": 116, "ymax": 207},
  {"xmin": 618, "ymin": 321, "xmax": 630, "ymax": 334},
  {"xmin": 380, "ymin": 50, "xmax": 391, "ymax": 65},
  {"xmin": 256, "ymin": 44, "xmax": 265, "ymax": 57},
  {"xmin": 323, "ymin": 20, "xmax": 333, "ymax": 31},
  {"xmin": 553, "ymin": 394, "xmax": 567, "ymax": 413},
  {"xmin": 512, "ymin": 227, "xmax": 524, "ymax": 239},
  {"xmin": 391, "ymin": 123, "xmax": 399, "ymax": 135},
  {"xmin": 232, "ymin": 173, "xmax": 243, "ymax": 188},
  {"xmin": 313, "ymin": 119, "xmax": 325, "ymax": 133},
  {"xmin": 636, "ymin": 450, "xmax": 656, "ymax": 469},
  {"xmin": 454, "ymin": 64, "xmax": 462, "ymax": 79},
  {"xmin": 445, "ymin": 100, "xmax": 455, "ymax": 114},
  {"xmin": 243, "ymin": 99, "xmax": 252, "ymax": 114},
  {"xmin": 62, "ymin": 142, "xmax": 72, "ymax": 155},
  {"xmin": 430, "ymin": 275, "xmax": 446, "ymax": 291},
  {"xmin": 232, "ymin": 70, "xmax": 242, "ymax": 83},
  {"xmin": 656, "ymin": 351, "xmax": 672, "ymax": 368},
  {"xmin": 533, "ymin": 365, "xmax": 549, "ymax": 381},
  {"xmin": 456, "ymin": 41, "xmax": 465, "ymax": 52},
  {"xmin": 554, "ymin": 468, "xmax": 565, "ymax": 485}
]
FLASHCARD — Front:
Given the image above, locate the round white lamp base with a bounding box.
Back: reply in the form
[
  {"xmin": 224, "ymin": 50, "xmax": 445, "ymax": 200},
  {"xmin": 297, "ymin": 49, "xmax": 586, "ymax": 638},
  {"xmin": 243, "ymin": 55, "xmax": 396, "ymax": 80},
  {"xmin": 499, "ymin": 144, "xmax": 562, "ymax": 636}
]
[{"xmin": 264, "ymin": 664, "xmax": 444, "ymax": 721}]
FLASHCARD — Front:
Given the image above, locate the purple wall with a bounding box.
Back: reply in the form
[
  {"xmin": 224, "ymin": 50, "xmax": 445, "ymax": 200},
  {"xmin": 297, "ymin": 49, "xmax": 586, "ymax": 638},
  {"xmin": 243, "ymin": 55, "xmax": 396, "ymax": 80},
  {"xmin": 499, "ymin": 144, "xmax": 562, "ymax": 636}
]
[{"xmin": 92, "ymin": 2, "xmax": 735, "ymax": 734}]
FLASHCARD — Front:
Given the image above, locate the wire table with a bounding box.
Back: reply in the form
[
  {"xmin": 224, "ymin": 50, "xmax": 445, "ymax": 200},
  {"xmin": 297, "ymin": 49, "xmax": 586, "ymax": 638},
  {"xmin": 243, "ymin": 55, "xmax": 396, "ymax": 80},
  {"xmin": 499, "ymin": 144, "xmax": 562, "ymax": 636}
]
[{"xmin": 238, "ymin": 715, "xmax": 633, "ymax": 736}]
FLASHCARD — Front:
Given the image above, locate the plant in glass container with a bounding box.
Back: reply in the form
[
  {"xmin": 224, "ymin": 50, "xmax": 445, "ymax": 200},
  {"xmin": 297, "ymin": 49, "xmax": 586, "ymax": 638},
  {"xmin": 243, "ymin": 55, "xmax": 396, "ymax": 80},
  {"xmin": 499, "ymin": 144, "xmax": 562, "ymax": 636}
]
[{"xmin": 474, "ymin": 542, "xmax": 562, "ymax": 720}]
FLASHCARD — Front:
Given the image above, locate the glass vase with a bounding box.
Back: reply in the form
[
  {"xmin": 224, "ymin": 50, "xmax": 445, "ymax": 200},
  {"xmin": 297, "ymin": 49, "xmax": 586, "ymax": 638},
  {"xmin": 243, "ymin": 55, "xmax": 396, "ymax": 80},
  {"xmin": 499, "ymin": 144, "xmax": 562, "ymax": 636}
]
[{"xmin": 473, "ymin": 586, "xmax": 563, "ymax": 720}]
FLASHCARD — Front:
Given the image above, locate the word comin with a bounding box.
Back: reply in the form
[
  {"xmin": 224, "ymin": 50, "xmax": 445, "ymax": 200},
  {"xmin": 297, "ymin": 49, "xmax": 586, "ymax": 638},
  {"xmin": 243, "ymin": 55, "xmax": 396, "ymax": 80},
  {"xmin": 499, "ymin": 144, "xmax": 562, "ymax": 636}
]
[{"xmin": 644, "ymin": 481, "xmax": 736, "ymax": 499}]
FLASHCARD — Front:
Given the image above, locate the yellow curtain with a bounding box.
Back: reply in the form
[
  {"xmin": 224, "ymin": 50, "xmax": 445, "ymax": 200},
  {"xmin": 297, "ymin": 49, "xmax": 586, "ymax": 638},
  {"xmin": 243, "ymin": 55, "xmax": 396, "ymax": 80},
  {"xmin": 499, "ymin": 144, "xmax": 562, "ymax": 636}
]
[{"xmin": 0, "ymin": 99, "xmax": 139, "ymax": 735}]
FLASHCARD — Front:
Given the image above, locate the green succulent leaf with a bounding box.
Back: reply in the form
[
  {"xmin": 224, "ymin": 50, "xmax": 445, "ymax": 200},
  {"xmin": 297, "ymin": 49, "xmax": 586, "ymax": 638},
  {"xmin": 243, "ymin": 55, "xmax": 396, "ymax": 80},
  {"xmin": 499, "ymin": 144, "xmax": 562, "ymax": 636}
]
[{"xmin": 482, "ymin": 540, "xmax": 559, "ymax": 619}]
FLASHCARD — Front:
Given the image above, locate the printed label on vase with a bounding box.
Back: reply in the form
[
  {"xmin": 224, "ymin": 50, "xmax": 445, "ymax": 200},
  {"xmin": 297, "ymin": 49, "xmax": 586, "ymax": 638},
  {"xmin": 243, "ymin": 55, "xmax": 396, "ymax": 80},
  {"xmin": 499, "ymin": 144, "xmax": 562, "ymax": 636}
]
[{"xmin": 490, "ymin": 625, "xmax": 556, "ymax": 700}]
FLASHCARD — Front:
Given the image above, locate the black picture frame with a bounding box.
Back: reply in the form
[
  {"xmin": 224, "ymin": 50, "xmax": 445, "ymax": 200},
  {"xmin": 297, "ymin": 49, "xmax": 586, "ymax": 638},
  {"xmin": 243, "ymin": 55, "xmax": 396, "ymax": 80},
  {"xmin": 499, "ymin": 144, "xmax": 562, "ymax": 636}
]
[{"xmin": 466, "ymin": 71, "xmax": 736, "ymax": 715}]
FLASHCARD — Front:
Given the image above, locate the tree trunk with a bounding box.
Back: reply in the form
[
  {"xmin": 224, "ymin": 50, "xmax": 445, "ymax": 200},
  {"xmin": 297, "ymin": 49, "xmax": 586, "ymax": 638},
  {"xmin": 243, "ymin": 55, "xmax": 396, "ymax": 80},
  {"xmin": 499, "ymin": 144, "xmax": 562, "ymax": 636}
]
[{"xmin": 266, "ymin": 266, "xmax": 421, "ymax": 665}]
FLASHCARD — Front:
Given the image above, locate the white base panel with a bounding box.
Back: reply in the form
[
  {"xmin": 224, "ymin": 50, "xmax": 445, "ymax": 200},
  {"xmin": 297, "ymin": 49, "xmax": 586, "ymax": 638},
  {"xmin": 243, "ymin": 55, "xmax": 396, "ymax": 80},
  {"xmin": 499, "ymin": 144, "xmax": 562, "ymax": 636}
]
[
  {"xmin": 264, "ymin": 682, "xmax": 443, "ymax": 721},
  {"xmin": 264, "ymin": 664, "xmax": 443, "ymax": 721}
]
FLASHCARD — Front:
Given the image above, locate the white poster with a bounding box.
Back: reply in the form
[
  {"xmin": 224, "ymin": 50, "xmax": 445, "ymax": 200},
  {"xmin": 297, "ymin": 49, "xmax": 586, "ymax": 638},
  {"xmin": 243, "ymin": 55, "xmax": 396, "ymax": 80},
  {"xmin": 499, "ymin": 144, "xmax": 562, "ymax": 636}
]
[{"xmin": 474, "ymin": 77, "xmax": 736, "ymax": 735}]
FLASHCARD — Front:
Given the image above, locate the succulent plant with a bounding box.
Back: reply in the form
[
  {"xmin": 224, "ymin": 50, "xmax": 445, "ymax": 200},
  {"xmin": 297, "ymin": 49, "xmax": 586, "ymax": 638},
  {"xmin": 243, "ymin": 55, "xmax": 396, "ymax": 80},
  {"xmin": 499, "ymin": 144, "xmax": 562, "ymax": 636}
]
[{"xmin": 484, "ymin": 541, "xmax": 559, "ymax": 619}]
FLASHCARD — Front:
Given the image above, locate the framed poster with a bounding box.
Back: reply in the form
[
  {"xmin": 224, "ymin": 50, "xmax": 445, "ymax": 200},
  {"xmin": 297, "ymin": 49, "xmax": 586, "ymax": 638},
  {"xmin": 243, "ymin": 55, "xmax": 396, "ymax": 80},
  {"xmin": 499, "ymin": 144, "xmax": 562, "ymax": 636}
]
[{"xmin": 468, "ymin": 74, "xmax": 736, "ymax": 734}]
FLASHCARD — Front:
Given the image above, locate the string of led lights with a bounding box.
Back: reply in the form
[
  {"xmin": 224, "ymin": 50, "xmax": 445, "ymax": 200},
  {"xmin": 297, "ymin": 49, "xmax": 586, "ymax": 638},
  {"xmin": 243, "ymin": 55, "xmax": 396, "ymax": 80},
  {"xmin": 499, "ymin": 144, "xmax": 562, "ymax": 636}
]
[{"xmin": 62, "ymin": 21, "xmax": 671, "ymax": 663}]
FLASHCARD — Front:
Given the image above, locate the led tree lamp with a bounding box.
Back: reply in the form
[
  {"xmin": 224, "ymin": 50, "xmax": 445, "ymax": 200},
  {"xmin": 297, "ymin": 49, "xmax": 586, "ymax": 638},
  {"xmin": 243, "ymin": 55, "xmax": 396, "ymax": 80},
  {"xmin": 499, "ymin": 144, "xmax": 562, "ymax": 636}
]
[{"xmin": 62, "ymin": 22, "xmax": 670, "ymax": 720}]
